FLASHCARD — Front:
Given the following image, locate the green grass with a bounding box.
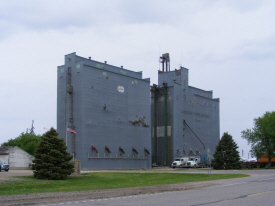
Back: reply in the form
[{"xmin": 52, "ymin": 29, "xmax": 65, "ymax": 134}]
[{"xmin": 0, "ymin": 172, "xmax": 248, "ymax": 196}]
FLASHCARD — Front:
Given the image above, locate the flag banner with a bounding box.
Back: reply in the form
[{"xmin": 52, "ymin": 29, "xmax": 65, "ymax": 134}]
[{"xmin": 67, "ymin": 127, "xmax": 76, "ymax": 134}]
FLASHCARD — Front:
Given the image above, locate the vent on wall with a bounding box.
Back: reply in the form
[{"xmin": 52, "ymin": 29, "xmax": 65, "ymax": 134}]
[
  {"xmin": 144, "ymin": 147, "xmax": 150, "ymax": 155},
  {"xmin": 91, "ymin": 144, "xmax": 98, "ymax": 153},
  {"xmin": 119, "ymin": 146, "xmax": 125, "ymax": 154},
  {"xmin": 105, "ymin": 145, "xmax": 111, "ymax": 153},
  {"xmin": 132, "ymin": 147, "xmax": 138, "ymax": 154}
]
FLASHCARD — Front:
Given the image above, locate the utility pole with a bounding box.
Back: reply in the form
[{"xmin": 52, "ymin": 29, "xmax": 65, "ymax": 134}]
[{"xmin": 29, "ymin": 120, "xmax": 35, "ymax": 135}]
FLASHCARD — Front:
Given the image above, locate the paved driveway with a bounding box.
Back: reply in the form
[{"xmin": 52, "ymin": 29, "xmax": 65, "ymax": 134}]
[{"xmin": 1, "ymin": 168, "xmax": 272, "ymax": 181}]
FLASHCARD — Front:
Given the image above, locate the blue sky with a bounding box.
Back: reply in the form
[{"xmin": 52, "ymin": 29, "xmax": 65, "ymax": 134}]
[{"xmin": 1, "ymin": 0, "xmax": 274, "ymax": 158}]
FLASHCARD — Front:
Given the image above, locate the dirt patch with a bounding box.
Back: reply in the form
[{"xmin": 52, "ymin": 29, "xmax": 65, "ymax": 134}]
[
  {"xmin": 0, "ymin": 170, "xmax": 33, "ymax": 182},
  {"xmin": 1, "ymin": 181, "xmax": 216, "ymax": 206}
]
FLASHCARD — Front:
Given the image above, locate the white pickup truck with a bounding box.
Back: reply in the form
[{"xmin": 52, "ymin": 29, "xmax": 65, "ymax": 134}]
[{"xmin": 171, "ymin": 157, "xmax": 189, "ymax": 168}]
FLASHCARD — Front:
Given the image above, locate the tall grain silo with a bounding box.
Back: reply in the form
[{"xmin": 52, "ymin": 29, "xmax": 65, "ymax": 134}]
[
  {"xmin": 57, "ymin": 53, "xmax": 151, "ymax": 170},
  {"xmin": 151, "ymin": 54, "xmax": 220, "ymax": 166}
]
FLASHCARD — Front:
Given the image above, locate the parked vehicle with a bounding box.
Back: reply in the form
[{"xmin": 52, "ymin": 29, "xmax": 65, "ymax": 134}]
[
  {"xmin": 185, "ymin": 156, "xmax": 201, "ymax": 168},
  {"xmin": 29, "ymin": 162, "xmax": 35, "ymax": 170},
  {"xmin": 0, "ymin": 161, "xmax": 9, "ymax": 172},
  {"xmin": 172, "ymin": 154, "xmax": 213, "ymax": 168},
  {"xmin": 199, "ymin": 154, "xmax": 213, "ymax": 168},
  {"xmin": 242, "ymin": 153, "xmax": 275, "ymax": 168},
  {"xmin": 171, "ymin": 157, "xmax": 189, "ymax": 168}
]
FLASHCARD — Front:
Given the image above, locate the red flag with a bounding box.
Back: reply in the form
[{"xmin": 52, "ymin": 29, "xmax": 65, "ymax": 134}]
[{"xmin": 67, "ymin": 127, "xmax": 76, "ymax": 134}]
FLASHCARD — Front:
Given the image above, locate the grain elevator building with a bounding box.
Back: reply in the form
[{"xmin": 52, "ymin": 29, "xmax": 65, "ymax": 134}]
[
  {"xmin": 151, "ymin": 54, "xmax": 220, "ymax": 166},
  {"xmin": 57, "ymin": 53, "xmax": 151, "ymax": 170}
]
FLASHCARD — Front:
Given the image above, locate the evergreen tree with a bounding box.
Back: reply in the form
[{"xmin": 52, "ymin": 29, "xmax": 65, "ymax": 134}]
[
  {"xmin": 33, "ymin": 128, "xmax": 74, "ymax": 180},
  {"xmin": 213, "ymin": 132, "xmax": 242, "ymax": 170}
]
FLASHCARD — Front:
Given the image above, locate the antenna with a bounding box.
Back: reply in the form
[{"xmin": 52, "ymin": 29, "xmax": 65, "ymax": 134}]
[
  {"xmin": 29, "ymin": 120, "xmax": 35, "ymax": 135},
  {"xmin": 180, "ymin": 43, "xmax": 183, "ymax": 66}
]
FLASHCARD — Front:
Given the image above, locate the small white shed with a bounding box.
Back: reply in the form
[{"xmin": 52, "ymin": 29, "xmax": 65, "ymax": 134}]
[{"xmin": 0, "ymin": 146, "xmax": 34, "ymax": 169}]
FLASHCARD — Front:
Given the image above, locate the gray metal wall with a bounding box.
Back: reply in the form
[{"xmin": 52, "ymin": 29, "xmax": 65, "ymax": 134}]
[
  {"xmin": 152, "ymin": 67, "xmax": 220, "ymax": 166},
  {"xmin": 151, "ymin": 86, "xmax": 174, "ymax": 166},
  {"xmin": 57, "ymin": 53, "xmax": 151, "ymax": 170}
]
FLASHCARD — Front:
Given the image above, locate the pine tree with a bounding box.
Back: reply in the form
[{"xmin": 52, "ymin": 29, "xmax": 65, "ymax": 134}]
[
  {"xmin": 213, "ymin": 132, "xmax": 242, "ymax": 170},
  {"xmin": 33, "ymin": 128, "xmax": 74, "ymax": 180}
]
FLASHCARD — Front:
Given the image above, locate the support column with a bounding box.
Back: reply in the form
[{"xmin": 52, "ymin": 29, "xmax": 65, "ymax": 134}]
[{"xmin": 163, "ymin": 82, "xmax": 168, "ymax": 165}]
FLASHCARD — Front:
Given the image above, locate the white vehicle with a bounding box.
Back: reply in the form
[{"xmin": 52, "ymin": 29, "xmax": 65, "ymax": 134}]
[
  {"xmin": 0, "ymin": 161, "xmax": 9, "ymax": 172},
  {"xmin": 171, "ymin": 157, "xmax": 189, "ymax": 168},
  {"xmin": 185, "ymin": 157, "xmax": 201, "ymax": 168}
]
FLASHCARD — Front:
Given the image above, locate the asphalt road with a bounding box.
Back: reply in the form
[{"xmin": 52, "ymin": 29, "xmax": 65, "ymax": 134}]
[{"xmin": 34, "ymin": 169, "xmax": 275, "ymax": 206}]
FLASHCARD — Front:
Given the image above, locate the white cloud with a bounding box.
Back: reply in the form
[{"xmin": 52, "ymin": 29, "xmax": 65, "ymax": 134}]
[{"xmin": 0, "ymin": 0, "xmax": 274, "ymax": 156}]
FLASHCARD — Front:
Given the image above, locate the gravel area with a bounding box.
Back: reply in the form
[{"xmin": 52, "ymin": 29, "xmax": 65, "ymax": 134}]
[{"xmin": 0, "ymin": 170, "xmax": 33, "ymax": 182}]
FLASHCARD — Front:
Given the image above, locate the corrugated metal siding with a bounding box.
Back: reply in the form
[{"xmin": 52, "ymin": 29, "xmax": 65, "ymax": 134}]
[
  {"xmin": 152, "ymin": 67, "xmax": 220, "ymax": 166},
  {"xmin": 57, "ymin": 53, "xmax": 151, "ymax": 170}
]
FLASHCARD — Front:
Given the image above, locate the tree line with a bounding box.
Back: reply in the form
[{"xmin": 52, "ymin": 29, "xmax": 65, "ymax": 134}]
[
  {"xmin": 242, "ymin": 111, "xmax": 275, "ymax": 168},
  {"xmin": 1, "ymin": 123, "xmax": 74, "ymax": 180},
  {"xmin": 1, "ymin": 111, "xmax": 275, "ymax": 173},
  {"xmin": 1, "ymin": 133, "xmax": 41, "ymax": 156},
  {"xmin": 213, "ymin": 111, "xmax": 275, "ymax": 169}
]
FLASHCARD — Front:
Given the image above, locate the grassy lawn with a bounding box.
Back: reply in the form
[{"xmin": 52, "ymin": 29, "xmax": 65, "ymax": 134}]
[{"xmin": 0, "ymin": 172, "xmax": 248, "ymax": 196}]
